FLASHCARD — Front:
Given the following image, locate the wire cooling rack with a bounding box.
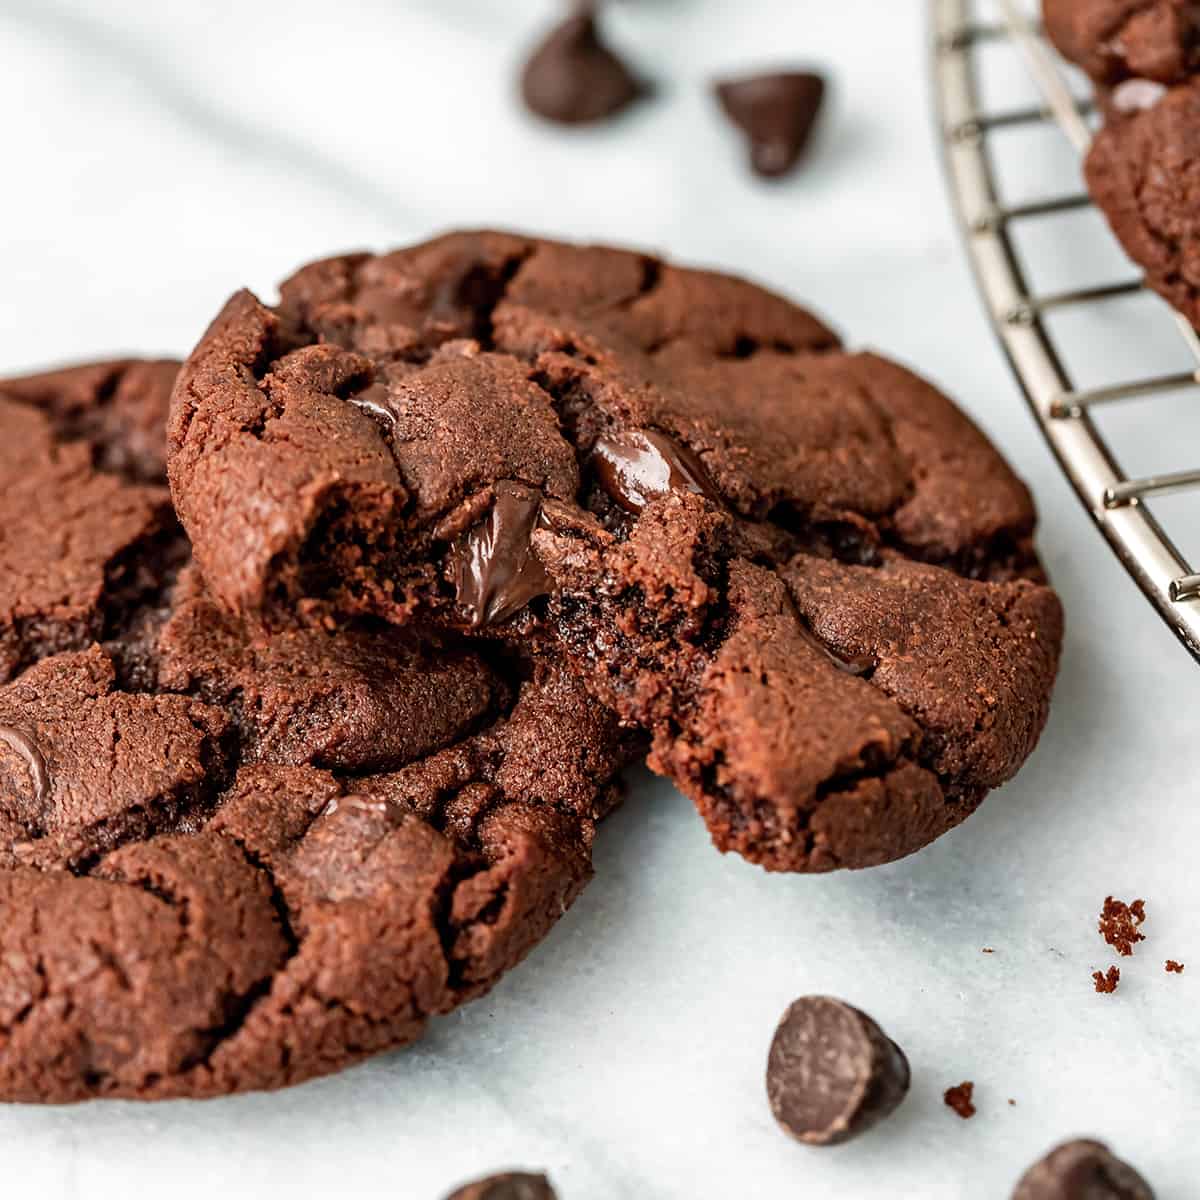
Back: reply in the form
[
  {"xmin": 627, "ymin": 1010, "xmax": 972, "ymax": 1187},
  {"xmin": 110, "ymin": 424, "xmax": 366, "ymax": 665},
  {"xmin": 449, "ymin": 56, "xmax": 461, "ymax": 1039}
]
[{"xmin": 933, "ymin": 0, "xmax": 1200, "ymax": 661}]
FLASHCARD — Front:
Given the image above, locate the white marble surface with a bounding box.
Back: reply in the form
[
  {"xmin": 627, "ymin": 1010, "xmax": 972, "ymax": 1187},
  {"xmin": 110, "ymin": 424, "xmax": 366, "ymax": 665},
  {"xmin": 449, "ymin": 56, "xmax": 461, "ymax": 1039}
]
[{"xmin": 1, "ymin": 0, "xmax": 1198, "ymax": 1196}]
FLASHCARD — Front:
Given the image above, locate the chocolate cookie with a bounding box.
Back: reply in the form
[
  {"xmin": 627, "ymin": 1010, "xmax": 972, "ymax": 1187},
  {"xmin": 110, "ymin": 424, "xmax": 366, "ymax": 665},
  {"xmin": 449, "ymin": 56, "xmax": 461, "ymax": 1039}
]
[
  {"xmin": 168, "ymin": 231, "xmax": 1062, "ymax": 873},
  {"xmin": 0, "ymin": 360, "xmax": 183, "ymax": 686},
  {"xmin": 1044, "ymin": 0, "xmax": 1200, "ymax": 85},
  {"xmin": 1085, "ymin": 77, "xmax": 1200, "ymax": 326},
  {"xmin": 0, "ymin": 364, "xmax": 634, "ymax": 1101}
]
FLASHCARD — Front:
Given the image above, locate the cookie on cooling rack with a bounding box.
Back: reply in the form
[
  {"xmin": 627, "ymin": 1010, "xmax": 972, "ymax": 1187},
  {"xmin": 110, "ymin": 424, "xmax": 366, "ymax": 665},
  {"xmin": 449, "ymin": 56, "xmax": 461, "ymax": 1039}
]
[
  {"xmin": 1085, "ymin": 75, "xmax": 1200, "ymax": 327},
  {"xmin": 167, "ymin": 231, "xmax": 1063, "ymax": 874},
  {"xmin": 1044, "ymin": 0, "xmax": 1200, "ymax": 85},
  {"xmin": 0, "ymin": 362, "xmax": 635, "ymax": 1101}
]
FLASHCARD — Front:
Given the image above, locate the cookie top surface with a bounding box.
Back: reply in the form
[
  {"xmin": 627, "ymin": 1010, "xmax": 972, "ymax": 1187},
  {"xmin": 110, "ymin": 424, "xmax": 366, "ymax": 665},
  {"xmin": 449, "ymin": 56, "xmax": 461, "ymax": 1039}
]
[
  {"xmin": 168, "ymin": 231, "xmax": 1061, "ymax": 873},
  {"xmin": 0, "ymin": 362, "xmax": 634, "ymax": 1102},
  {"xmin": 1044, "ymin": 0, "xmax": 1200, "ymax": 84}
]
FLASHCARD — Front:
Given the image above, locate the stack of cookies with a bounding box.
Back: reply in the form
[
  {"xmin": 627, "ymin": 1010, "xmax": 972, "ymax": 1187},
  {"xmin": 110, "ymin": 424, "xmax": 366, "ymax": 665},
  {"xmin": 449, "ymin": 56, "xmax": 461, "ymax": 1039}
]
[
  {"xmin": 0, "ymin": 231, "xmax": 1062, "ymax": 1101},
  {"xmin": 1044, "ymin": 0, "xmax": 1200, "ymax": 325}
]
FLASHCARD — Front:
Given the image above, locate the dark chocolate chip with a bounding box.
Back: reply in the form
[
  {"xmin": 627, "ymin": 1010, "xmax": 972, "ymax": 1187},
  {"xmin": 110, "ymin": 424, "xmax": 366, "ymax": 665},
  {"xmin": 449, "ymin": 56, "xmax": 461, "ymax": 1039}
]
[
  {"xmin": 1110, "ymin": 78, "xmax": 1167, "ymax": 113},
  {"xmin": 444, "ymin": 1172, "xmax": 558, "ymax": 1200},
  {"xmin": 520, "ymin": 7, "xmax": 643, "ymax": 126},
  {"xmin": 0, "ymin": 726, "xmax": 50, "ymax": 805},
  {"xmin": 766, "ymin": 996, "xmax": 910, "ymax": 1146},
  {"xmin": 452, "ymin": 482, "xmax": 552, "ymax": 627},
  {"xmin": 590, "ymin": 428, "xmax": 722, "ymax": 513},
  {"xmin": 714, "ymin": 71, "xmax": 826, "ymax": 178},
  {"xmin": 1011, "ymin": 1139, "xmax": 1154, "ymax": 1200}
]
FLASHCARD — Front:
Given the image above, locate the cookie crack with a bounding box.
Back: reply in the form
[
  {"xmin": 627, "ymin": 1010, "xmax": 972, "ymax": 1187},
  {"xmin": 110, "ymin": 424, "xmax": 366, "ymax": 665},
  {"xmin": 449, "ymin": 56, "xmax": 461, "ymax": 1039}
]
[{"xmin": 173, "ymin": 840, "xmax": 300, "ymax": 1079}]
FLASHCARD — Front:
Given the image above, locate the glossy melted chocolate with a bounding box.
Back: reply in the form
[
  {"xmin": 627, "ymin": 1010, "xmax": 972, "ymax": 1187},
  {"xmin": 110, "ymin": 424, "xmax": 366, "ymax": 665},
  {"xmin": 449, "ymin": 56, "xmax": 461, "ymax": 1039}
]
[
  {"xmin": 0, "ymin": 725, "xmax": 50, "ymax": 805},
  {"xmin": 452, "ymin": 483, "xmax": 552, "ymax": 627},
  {"xmin": 590, "ymin": 428, "xmax": 723, "ymax": 514}
]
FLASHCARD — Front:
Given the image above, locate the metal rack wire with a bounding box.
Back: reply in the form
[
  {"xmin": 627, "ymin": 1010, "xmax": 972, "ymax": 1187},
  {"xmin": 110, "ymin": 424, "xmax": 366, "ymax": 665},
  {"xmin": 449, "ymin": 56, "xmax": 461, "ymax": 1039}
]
[{"xmin": 932, "ymin": 0, "xmax": 1200, "ymax": 661}]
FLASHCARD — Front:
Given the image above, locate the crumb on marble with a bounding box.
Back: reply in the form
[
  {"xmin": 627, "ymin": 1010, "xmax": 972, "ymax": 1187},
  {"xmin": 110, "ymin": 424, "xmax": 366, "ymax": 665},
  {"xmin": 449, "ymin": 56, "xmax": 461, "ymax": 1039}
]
[
  {"xmin": 1166, "ymin": 960, "xmax": 1185, "ymax": 974},
  {"xmin": 1093, "ymin": 966, "xmax": 1120, "ymax": 994},
  {"xmin": 944, "ymin": 1081, "xmax": 976, "ymax": 1119},
  {"xmin": 1099, "ymin": 896, "xmax": 1146, "ymax": 957}
]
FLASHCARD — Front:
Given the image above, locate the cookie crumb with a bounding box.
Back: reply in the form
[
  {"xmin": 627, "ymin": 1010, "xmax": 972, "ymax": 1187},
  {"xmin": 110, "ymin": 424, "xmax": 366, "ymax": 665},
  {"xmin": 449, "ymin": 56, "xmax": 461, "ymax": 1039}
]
[
  {"xmin": 944, "ymin": 1081, "xmax": 976, "ymax": 1119},
  {"xmin": 1166, "ymin": 960, "xmax": 1185, "ymax": 974},
  {"xmin": 981, "ymin": 947, "xmax": 994, "ymax": 954},
  {"xmin": 1099, "ymin": 896, "xmax": 1146, "ymax": 956},
  {"xmin": 1093, "ymin": 966, "xmax": 1120, "ymax": 994},
  {"xmin": 1008, "ymin": 1098, "xmax": 1016, "ymax": 1106}
]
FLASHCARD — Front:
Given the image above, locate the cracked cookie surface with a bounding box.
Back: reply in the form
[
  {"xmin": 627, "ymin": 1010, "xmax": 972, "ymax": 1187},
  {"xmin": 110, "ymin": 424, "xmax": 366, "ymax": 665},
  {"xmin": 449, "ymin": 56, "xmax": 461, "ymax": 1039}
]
[
  {"xmin": 0, "ymin": 360, "xmax": 183, "ymax": 685},
  {"xmin": 168, "ymin": 231, "xmax": 1062, "ymax": 872},
  {"xmin": 0, "ymin": 362, "xmax": 635, "ymax": 1101},
  {"xmin": 1044, "ymin": 0, "xmax": 1200, "ymax": 84}
]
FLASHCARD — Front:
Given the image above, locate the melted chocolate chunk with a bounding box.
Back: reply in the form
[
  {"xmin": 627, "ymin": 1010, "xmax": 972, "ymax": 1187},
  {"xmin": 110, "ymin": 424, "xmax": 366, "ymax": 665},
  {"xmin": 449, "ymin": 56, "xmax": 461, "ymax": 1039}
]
[
  {"xmin": 520, "ymin": 7, "xmax": 644, "ymax": 126},
  {"xmin": 1011, "ymin": 1139, "xmax": 1154, "ymax": 1200},
  {"xmin": 766, "ymin": 996, "xmax": 910, "ymax": 1146},
  {"xmin": 452, "ymin": 483, "xmax": 552, "ymax": 627},
  {"xmin": 714, "ymin": 71, "xmax": 826, "ymax": 178},
  {"xmin": 321, "ymin": 794, "xmax": 401, "ymax": 823},
  {"xmin": 590, "ymin": 429, "xmax": 722, "ymax": 513},
  {"xmin": 347, "ymin": 380, "xmax": 396, "ymax": 425},
  {"xmin": 796, "ymin": 621, "xmax": 876, "ymax": 678},
  {"xmin": 1111, "ymin": 78, "xmax": 1168, "ymax": 113},
  {"xmin": 0, "ymin": 726, "xmax": 50, "ymax": 805}
]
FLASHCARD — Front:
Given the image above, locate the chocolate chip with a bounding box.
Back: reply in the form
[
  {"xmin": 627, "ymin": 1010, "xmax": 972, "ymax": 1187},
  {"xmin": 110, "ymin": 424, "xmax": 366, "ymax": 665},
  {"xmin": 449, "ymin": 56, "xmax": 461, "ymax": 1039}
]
[
  {"xmin": 766, "ymin": 996, "xmax": 910, "ymax": 1145},
  {"xmin": 1110, "ymin": 78, "xmax": 1167, "ymax": 114},
  {"xmin": 1011, "ymin": 1139, "xmax": 1154, "ymax": 1200},
  {"xmin": 590, "ymin": 428, "xmax": 722, "ymax": 513},
  {"xmin": 714, "ymin": 71, "xmax": 826, "ymax": 178},
  {"xmin": 444, "ymin": 1173, "xmax": 557, "ymax": 1200},
  {"xmin": 520, "ymin": 6, "xmax": 643, "ymax": 126},
  {"xmin": 0, "ymin": 726, "xmax": 50, "ymax": 805},
  {"xmin": 452, "ymin": 482, "xmax": 552, "ymax": 627}
]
